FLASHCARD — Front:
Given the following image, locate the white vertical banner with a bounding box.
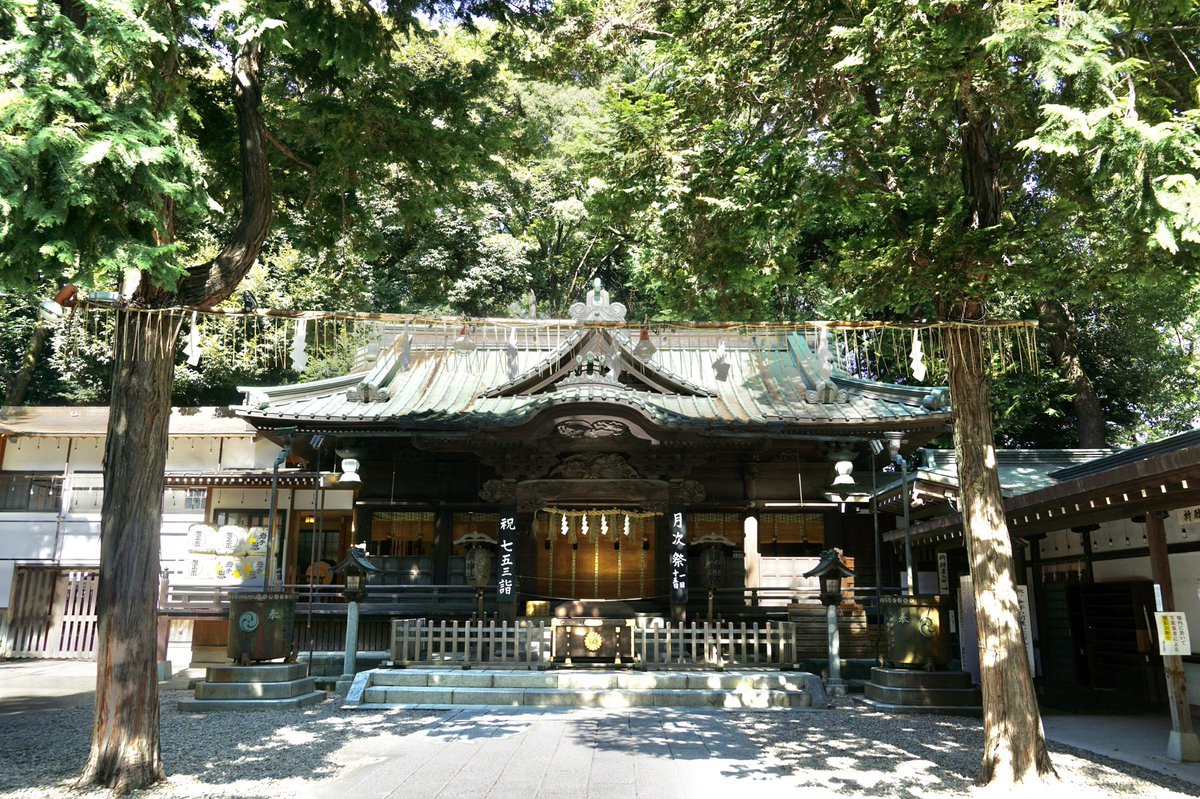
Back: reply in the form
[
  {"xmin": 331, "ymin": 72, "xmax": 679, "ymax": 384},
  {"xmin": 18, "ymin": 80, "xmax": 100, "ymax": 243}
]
[
  {"xmin": 959, "ymin": 575, "xmax": 980, "ymax": 683},
  {"xmin": 1016, "ymin": 585, "xmax": 1036, "ymax": 675},
  {"xmin": 959, "ymin": 575, "xmax": 1036, "ymax": 681}
]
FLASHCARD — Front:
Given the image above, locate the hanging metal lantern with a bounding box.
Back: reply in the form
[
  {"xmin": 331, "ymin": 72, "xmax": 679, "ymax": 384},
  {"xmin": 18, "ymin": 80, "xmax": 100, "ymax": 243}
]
[
  {"xmin": 456, "ymin": 531, "xmax": 498, "ymax": 590},
  {"xmin": 692, "ymin": 534, "xmax": 736, "ymax": 590}
]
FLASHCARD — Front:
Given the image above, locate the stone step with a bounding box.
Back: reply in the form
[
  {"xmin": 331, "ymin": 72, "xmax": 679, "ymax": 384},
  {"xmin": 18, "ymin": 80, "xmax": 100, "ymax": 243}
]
[
  {"xmin": 205, "ymin": 663, "xmax": 309, "ymax": 684},
  {"xmin": 359, "ymin": 684, "xmax": 810, "ymax": 709},
  {"xmin": 369, "ymin": 668, "xmax": 812, "ymax": 693},
  {"xmin": 190, "ymin": 645, "xmax": 227, "ymax": 666},
  {"xmin": 868, "ymin": 667, "xmax": 974, "ymax": 690},
  {"xmin": 195, "ymin": 677, "xmax": 317, "ymax": 701},
  {"xmin": 863, "ymin": 682, "xmax": 982, "ymax": 708},
  {"xmin": 177, "ymin": 691, "xmax": 327, "ymax": 712}
]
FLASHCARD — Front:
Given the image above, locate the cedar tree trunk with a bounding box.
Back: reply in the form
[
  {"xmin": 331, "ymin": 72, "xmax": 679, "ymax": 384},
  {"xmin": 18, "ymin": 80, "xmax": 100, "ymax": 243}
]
[
  {"xmin": 1038, "ymin": 299, "xmax": 1106, "ymax": 447},
  {"xmin": 947, "ymin": 325, "xmax": 1057, "ymax": 785},
  {"xmin": 78, "ymin": 35, "xmax": 271, "ymax": 794},
  {"xmin": 5, "ymin": 317, "xmax": 51, "ymax": 405},
  {"xmin": 78, "ymin": 311, "xmax": 181, "ymax": 793},
  {"xmin": 955, "ymin": 80, "xmax": 1056, "ymax": 785}
]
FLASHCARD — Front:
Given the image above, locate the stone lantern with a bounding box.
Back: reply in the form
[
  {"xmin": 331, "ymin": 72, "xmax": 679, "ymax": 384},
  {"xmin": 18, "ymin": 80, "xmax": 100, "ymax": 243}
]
[
  {"xmin": 804, "ymin": 548, "xmax": 856, "ymax": 696},
  {"xmin": 332, "ymin": 546, "xmax": 381, "ymax": 689}
]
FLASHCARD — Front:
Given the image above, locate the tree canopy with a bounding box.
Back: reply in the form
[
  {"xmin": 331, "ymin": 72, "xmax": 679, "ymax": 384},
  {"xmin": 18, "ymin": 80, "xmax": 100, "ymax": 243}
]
[
  {"xmin": 6, "ymin": 0, "xmax": 1197, "ymax": 444},
  {"xmin": 3, "ymin": 0, "xmax": 1200, "ymax": 791}
]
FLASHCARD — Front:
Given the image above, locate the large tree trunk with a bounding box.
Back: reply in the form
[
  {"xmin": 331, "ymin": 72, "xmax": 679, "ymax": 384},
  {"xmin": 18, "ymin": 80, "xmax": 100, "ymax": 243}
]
[
  {"xmin": 1037, "ymin": 299, "xmax": 1106, "ymax": 447},
  {"xmin": 954, "ymin": 76, "xmax": 1056, "ymax": 784},
  {"xmin": 78, "ymin": 310, "xmax": 182, "ymax": 794},
  {"xmin": 5, "ymin": 318, "xmax": 51, "ymax": 405},
  {"xmin": 79, "ymin": 35, "xmax": 272, "ymax": 795},
  {"xmin": 947, "ymin": 325, "xmax": 1056, "ymax": 785}
]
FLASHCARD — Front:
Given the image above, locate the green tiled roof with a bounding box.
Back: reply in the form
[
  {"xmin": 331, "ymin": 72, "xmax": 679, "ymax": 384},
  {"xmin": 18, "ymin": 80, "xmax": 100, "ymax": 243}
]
[{"xmin": 236, "ymin": 326, "xmax": 951, "ymax": 433}]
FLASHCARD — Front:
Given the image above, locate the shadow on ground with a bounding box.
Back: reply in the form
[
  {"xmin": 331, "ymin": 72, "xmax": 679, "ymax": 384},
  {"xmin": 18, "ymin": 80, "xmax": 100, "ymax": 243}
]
[{"xmin": 0, "ymin": 691, "xmax": 442, "ymax": 796}]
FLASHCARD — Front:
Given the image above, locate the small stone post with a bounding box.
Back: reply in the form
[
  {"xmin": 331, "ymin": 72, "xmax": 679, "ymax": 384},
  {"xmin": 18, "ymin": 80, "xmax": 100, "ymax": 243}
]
[
  {"xmin": 826, "ymin": 602, "xmax": 845, "ymax": 696},
  {"xmin": 341, "ymin": 598, "xmax": 360, "ymax": 683}
]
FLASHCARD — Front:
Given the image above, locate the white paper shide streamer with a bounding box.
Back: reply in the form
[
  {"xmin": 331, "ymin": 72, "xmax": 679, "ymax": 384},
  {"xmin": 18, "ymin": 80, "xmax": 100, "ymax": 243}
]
[
  {"xmin": 290, "ymin": 318, "xmax": 309, "ymax": 372},
  {"xmin": 184, "ymin": 311, "xmax": 202, "ymax": 366},
  {"xmin": 909, "ymin": 329, "xmax": 926, "ymax": 381}
]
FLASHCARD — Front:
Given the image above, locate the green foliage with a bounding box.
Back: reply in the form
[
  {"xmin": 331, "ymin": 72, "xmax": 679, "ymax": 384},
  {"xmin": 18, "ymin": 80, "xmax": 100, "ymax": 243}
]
[
  {"xmin": 0, "ymin": 1, "xmax": 211, "ymax": 290},
  {"xmin": 573, "ymin": 0, "xmax": 1200, "ymax": 442},
  {"xmin": 3, "ymin": 0, "xmax": 1198, "ymax": 449}
]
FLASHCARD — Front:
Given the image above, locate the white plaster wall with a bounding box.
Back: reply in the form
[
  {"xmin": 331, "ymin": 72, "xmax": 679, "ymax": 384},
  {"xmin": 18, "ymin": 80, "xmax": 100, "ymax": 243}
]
[
  {"xmin": 215, "ymin": 437, "xmax": 269, "ymax": 469},
  {"xmin": 165, "ymin": 438, "xmax": 221, "ymax": 471},
  {"xmin": 161, "ymin": 512, "xmax": 207, "ymax": 575},
  {"xmin": 759, "ymin": 557, "xmax": 820, "ymax": 595},
  {"xmin": 0, "ymin": 563, "xmax": 12, "ymax": 609},
  {"xmin": 296, "ymin": 489, "xmax": 354, "ymax": 511},
  {"xmin": 56, "ymin": 518, "xmax": 102, "ymax": 562},
  {"xmin": 253, "ymin": 438, "xmax": 281, "ymax": 469},
  {"xmin": 211, "ymin": 487, "xmax": 272, "ymax": 510},
  {"xmin": 2, "ymin": 438, "xmax": 71, "ymax": 471},
  {"xmin": 68, "ymin": 438, "xmax": 104, "ymax": 470},
  {"xmin": 0, "ymin": 515, "xmax": 58, "ymax": 607}
]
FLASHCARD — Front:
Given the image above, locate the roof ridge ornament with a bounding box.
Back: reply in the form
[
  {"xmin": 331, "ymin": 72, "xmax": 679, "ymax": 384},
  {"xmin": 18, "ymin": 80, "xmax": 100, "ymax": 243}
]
[
  {"xmin": 557, "ymin": 350, "xmax": 624, "ymax": 389},
  {"xmin": 569, "ymin": 278, "xmax": 627, "ymax": 323}
]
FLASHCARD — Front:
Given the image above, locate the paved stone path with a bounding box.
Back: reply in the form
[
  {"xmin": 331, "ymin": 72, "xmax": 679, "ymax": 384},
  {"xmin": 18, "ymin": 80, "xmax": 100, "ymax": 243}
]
[{"xmin": 316, "ymin": 707, "xmax": 802, "ymax": 799}]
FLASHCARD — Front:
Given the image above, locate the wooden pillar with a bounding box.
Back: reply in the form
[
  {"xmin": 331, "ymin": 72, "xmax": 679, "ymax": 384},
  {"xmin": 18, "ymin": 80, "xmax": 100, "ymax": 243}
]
[
  {"xmin": 433, "ymin": 507, "xmax": 452, "ymax": 584},
  {"xmin": 742, "ymin": 462, "xmax": 761, "ymax": 592},
  {"xmin": 1073, "ymin": 524, "xmax": 1097, "ymax": 584},
  {"xmin": 1143, "ymin": 511, "xmax": 1200, "ymax": 762},
  {"xmin": 1027, "ymin": 534, "xmax": 1049, "ymax": 685},
  {"xmin": 742, "ymin": 513, "xmax": 760, "ymax": 590}
]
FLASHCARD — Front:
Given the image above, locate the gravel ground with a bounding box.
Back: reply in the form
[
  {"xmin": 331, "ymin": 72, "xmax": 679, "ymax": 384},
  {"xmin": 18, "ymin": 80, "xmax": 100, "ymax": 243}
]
[
  {"xmin": 0, "ymin": 691, "xmax": 438, "ymax": 799},
  {"xmin": 728, "ymin": 702, "xmax": 1200, "ymax": 799},
  {"xmin": 1, "ymin": 692, "xmax": 1197, "ymax": 799}
]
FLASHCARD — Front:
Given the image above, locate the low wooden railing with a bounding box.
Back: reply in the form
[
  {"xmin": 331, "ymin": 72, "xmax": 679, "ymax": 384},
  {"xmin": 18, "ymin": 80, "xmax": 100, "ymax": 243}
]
[
  {"xmin": 390, "ymin": 618, "xmax": 800, "ymax": 667},
  {"xmin": 160, "ymin": 582, "xmax": 489, "ymax": 613},
  {"xmin": 391, "ymin": 618, "xmax": 552, "ymax": 665}
]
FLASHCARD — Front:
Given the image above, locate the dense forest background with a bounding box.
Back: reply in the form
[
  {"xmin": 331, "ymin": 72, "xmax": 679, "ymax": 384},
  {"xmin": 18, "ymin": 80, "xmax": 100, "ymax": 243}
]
[{"xmin": 2, "ymin": 1, "xmax": 1198, "ymax": 448}]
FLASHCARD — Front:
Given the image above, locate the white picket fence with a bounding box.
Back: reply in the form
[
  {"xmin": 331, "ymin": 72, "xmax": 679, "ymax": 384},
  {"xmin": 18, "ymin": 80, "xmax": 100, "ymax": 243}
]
[{"xmin": 390, "ymin": 619, "xmax": 798, "ymax": 667}]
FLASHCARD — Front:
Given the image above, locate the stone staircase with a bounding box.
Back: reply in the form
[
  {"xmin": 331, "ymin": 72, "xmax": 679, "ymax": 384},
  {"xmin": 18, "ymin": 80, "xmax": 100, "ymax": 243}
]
[
  {"xmin": 860, "ymin": 667, "xmax": 982, "ymax": 714},
  {"xmin": 347, "ymin": 667, "xmax": 825, "ymax": 709},
  {"xmin": 178, "ymin": 663, "xmax": 327, "ymax": 711}
]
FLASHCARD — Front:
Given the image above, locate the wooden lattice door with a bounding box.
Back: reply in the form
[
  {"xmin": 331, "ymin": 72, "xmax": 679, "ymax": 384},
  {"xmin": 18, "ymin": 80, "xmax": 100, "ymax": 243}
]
[{"xmin": 4, "ymin": 566, "xmax": 99, "ymax": 659}]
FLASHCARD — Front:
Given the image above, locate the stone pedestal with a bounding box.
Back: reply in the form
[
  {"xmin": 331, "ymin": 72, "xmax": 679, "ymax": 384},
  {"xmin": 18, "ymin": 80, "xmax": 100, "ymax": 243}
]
[
  {"xmin": 178, "ymin": 663, "xmax": 325, "ymax": 711},
  {"xmin": 861, "ymin": 667, "xmax": 981, "ymax": 714},
  {"xmin": 1168, "ymin": 730, "xmax": 1200, "ymax": 763}
]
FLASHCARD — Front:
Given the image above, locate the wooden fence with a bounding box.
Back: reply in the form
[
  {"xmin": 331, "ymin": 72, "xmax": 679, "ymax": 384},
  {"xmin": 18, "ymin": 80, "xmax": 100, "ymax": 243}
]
[
  {"xmin": 391, "ymin": 619, "xmax": 553, "ymax": 665},
  {"xmin": 4, "ymin": 567, "xmax": 99, "ymax": 659},
  {"xmin": 390, "ymin": 619, "xmax": 800, "ymax": 667},
  {"xmin": 3, "ymin": 568, "xmax": 872, "ymax": 664}
]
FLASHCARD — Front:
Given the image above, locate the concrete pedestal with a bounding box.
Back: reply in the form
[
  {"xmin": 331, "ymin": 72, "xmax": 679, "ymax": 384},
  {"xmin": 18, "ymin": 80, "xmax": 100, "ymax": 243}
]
[
  {"xmin": 1167, "ymin": 730, "xmax": 1200, "ymax": 763},
  {"xmin": 178, "ymin": 663, "xmax": 325, "ymax": 711}
]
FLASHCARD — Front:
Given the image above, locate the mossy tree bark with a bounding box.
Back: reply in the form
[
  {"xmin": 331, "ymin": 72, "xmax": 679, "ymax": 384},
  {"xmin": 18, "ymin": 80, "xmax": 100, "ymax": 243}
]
[
  {"xmin": 5, "ymin": 318, "xmax": 51, "ymax": 405},
  {"xmin": 952, "ymin": 81, "xmax": 1057, "ymax": 785}
]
